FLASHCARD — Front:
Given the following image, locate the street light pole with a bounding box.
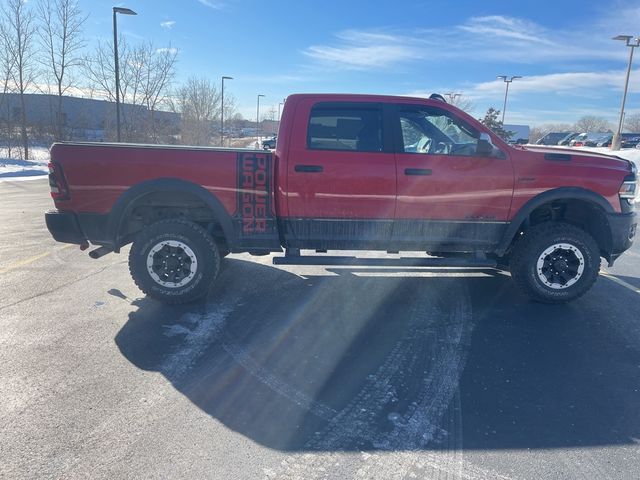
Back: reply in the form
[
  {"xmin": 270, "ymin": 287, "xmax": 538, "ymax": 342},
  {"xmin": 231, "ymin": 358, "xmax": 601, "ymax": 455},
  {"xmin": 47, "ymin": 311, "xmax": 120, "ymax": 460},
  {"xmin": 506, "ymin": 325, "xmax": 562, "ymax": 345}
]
[
  {"xmin": 256, "ymin": 94, "xmax": 265, "ymax": 141},
  {"xmin": 497, "ymin": 75, "xmax": 522, "ymax": 124},
  {"xmin": 112, "ymin": 6, "xmax": 137, "ymax": 142},
  {"xmin": 612, "ymin": 35, "xmax": 640, "ymax": 150},
  {"xmin": 220, "ymin": 76, "xmax": 233, "ymax": 147},
  {"xmin": 277, "ymin": 98, "xmax": 286, "ymax": 135}
]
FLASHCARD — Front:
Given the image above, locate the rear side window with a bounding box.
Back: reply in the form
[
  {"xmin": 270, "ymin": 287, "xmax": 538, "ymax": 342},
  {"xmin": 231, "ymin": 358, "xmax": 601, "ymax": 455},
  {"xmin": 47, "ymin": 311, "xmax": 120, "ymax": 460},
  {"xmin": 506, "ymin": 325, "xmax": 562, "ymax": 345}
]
[{"xmin": 307, "ymin": 105, "xmax": 383, "ymax": 152}]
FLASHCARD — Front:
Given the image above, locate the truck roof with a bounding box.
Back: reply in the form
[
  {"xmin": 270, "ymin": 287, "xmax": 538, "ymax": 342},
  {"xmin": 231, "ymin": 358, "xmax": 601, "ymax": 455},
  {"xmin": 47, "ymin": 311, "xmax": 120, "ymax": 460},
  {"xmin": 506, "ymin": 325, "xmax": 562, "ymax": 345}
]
[{"xmin": 285, "ymin": 93, "xmax": 446, "ymax": 106}]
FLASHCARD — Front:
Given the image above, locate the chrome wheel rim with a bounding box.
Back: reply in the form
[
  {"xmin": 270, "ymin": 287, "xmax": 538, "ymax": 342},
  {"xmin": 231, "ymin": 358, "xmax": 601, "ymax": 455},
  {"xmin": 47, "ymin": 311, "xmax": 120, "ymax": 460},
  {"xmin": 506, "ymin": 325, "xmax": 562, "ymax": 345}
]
[
  {"xmin": 146, "ymin": 240, "xmax": 197, "ymax": 288},
  {"xmin": 536, "ymin": 243, "xmax": 585, "ymax": 290}
]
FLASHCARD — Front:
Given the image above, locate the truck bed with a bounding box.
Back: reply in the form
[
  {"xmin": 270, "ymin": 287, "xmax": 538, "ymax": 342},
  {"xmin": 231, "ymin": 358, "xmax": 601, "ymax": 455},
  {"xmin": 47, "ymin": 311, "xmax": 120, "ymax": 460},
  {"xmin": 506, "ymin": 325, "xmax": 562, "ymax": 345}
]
[{"xmin": 49, "ymin": 142, "xmax": 278, "ymax": 250}]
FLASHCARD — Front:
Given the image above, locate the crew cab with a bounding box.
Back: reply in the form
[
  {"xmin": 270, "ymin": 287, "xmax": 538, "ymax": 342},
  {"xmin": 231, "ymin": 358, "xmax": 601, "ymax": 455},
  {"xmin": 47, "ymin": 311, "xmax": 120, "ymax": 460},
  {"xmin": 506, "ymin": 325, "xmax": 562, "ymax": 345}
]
[{"xmin": 45, "ymin": 93, "xmax": 638, "ymax": 304}]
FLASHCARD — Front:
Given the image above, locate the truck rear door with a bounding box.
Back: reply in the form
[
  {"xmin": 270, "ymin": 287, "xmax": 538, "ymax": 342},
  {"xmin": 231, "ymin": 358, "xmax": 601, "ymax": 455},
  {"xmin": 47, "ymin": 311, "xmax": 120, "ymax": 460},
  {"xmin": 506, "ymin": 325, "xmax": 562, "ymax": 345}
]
[{"xmin": 283, "ymin": 100, "xmax": 396, "ymax": 249}]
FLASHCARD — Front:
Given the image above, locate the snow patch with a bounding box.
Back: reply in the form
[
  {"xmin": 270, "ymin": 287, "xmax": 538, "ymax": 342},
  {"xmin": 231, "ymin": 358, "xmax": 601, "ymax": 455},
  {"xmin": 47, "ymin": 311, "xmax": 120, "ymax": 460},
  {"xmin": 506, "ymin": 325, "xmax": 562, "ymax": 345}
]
[
  {"xmin": 159, "ymin": 305, "xmax": 233, "ymax": 378},
  {"xmin": 0, "ymin": 146, "xmax": 50, "ymax": 180}
]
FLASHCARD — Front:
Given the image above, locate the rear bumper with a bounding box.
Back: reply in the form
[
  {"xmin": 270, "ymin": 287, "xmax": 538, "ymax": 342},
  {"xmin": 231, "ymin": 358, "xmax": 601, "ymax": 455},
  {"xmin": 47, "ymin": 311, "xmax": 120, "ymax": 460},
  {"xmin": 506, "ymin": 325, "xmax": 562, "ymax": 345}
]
[
  {"xmin": 608, "ymin": 211, "xmax": 637, "ymax": 264},
  {"xmin": 45, "ymin": 210, "xmax": 111, "ymax": 247},
  {"xmin": 45, "ymin": 210, "xmax": 87, "ymax": 245}
]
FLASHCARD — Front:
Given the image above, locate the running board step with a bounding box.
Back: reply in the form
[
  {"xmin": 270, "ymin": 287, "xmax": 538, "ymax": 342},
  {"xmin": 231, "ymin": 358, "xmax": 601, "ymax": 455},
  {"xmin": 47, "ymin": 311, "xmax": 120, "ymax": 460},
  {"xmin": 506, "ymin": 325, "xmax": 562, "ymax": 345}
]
[{"xmin": 272, "ymin": 255, "xmax": 497, "ymax": 268}]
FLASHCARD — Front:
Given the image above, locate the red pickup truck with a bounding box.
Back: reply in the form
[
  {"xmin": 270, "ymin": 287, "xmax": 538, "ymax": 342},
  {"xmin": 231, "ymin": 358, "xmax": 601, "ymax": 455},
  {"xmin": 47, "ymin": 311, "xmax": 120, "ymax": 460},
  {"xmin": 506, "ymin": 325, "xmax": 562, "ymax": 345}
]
[{"xmin": 45, "ymin": 93, "xmax": 637, "ymax": 304}]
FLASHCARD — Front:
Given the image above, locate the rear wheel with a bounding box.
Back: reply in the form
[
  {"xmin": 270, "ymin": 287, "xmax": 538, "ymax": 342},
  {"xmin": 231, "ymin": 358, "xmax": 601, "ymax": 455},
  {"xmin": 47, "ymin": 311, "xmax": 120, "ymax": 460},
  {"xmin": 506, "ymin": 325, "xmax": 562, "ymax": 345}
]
[
  {"xmin": 509, "ymin": 222, "xmax": 600, "ymax": 303},
  {"xmin": 129, "ymin": 219, "xmax": 220, "ymax": 304}
]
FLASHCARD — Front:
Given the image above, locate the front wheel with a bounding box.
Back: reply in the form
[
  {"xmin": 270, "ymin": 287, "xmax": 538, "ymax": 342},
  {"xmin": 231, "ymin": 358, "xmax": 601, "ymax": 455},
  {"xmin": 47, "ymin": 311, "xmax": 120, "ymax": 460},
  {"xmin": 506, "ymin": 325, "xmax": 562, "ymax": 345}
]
[
  {"xmin": 509, "ymin": 222, "xmax": 600, "ymax": 304},
  {"xmin": 129, "ymin": 219, "xmax": 220, "ymax": 304}
]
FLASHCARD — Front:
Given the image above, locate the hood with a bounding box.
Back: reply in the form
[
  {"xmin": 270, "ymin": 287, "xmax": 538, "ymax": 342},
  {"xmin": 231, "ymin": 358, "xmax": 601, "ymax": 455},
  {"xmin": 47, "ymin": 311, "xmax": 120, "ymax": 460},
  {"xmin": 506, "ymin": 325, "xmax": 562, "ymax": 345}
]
[{"xmin": 521, "ymin": 145, "xmax": 635, "ymax": 174}]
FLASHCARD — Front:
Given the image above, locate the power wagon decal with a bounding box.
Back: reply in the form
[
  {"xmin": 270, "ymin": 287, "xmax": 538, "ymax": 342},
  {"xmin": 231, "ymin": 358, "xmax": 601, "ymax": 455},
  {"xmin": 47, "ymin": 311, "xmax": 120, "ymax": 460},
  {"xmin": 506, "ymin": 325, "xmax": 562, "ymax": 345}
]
[{"xmin": 236, "ymin": 151, "xmax": 277, "ymax": 243}]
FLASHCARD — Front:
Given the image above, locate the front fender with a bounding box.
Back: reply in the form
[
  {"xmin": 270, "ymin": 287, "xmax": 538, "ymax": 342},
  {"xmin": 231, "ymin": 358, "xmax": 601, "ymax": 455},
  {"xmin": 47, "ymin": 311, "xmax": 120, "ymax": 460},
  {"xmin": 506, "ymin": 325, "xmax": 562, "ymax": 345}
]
[{"xmin": 495, "ymin": 187, "xmax": 615, "ymax": 256}]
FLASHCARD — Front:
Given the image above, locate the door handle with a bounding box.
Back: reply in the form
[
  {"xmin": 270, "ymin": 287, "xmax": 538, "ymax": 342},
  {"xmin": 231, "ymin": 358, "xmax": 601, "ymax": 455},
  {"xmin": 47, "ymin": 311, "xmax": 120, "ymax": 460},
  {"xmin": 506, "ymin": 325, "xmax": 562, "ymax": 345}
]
[
  {"xmin": 295, "ymin": 165, "xmax": 323, "ymax": 173},
  {"xmin": 404, "ymin": 168, "xmax": 432, "ymax": 176}
]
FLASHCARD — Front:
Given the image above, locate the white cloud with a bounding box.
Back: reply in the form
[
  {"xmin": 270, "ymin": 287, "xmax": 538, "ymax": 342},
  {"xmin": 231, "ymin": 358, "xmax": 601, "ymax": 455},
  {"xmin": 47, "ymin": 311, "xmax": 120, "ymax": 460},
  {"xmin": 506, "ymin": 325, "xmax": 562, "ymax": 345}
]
[
  {"xmin": 295, "ymin": 10, "xmax": 640, "ymax": 126},
  {"xmin": 403, "ymin": 69, "xmax": 640, "ymax": 125},
  {"xmin": 156, "ymin": 47, "xmax": 179, "ymax": 55},
  {"xmin": 444, "ymin": 15, "xmax": 625, "ymax": 63},
  {"xmin": 303, "ymin": 30, "xmax": 423, "ymax": 70},
  {"xmin": 197, "ymin": 0, "xmax": 224, "ymax": 9},
  {"xmin": 241, "ymin": 73, "xmax": 311, "ymax": 84},
  {"xmin": 459, "ymin": 15, "xmax": 555, "ymax": 46},
  {"xmin": 594, "ymin": 4, "xmax": 640, "ymax": 37},
  {"xmin": 407, "ymin": 69, "xmax": 640, "ymax": 106},
  {"xmin": 160, "ymin": 21, "xmax": 176, "ymax": 30},
  {"xmin": 468, "ymin": 70, "xmax": 640, "ymax": 100},
  {"xmin": 302, "ymin": 14, "xmax": 630, "ymax": 71},
  {"xmin": 475, "ymin": 72, "xmax": 613, "ymax": 95}
]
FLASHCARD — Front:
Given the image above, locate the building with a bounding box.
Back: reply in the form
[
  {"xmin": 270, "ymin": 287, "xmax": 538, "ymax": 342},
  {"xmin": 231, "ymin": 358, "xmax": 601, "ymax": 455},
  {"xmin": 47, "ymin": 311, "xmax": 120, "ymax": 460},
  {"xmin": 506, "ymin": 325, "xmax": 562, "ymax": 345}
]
[{"xmin": 0, "ymin": 93, "xmax": 180, "ymax": 142}]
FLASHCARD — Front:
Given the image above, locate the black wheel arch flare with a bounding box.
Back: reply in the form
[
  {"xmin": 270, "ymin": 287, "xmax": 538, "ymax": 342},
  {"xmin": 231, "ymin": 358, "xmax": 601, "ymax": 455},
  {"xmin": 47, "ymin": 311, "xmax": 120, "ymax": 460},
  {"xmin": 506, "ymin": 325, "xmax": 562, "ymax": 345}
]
[
  {"xmin": 107, "ymin": 177, "xmax": 237, "ymax": 252},
  {"xmin": 495, "ymin": 187, "xmax": 615, "ymax": 257}
]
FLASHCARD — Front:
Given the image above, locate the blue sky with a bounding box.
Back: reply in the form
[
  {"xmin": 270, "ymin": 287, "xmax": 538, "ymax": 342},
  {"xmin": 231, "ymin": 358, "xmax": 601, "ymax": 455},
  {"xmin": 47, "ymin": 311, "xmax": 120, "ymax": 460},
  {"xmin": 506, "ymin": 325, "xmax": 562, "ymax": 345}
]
[{"xmin": 83, "ymin": 0, "xmax": 640, "ymax": 126}]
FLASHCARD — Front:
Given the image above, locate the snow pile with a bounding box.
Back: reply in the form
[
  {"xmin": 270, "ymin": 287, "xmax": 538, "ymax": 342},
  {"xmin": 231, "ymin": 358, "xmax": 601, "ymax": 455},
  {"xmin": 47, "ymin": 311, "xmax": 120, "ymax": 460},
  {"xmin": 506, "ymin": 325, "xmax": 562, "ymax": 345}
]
[{"xmin": 0, "ymin": 146, "xmax": 50, "ymax": 181}]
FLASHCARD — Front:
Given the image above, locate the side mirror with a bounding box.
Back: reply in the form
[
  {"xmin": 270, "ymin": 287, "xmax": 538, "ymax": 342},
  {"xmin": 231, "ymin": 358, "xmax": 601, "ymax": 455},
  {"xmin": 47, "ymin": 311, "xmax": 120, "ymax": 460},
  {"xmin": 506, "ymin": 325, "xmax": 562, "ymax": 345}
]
[{"xmin": 476, "ymin": 132, "xmax": 494, "ymax": 156}]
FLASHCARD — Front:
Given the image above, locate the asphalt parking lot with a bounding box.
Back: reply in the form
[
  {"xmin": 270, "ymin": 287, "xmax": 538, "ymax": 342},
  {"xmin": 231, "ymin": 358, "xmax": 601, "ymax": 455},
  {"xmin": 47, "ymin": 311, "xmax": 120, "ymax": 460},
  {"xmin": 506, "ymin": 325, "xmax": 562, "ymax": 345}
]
[{"xmin": 2, "ymin": 178, "xmax": 640, "ymax": 479}]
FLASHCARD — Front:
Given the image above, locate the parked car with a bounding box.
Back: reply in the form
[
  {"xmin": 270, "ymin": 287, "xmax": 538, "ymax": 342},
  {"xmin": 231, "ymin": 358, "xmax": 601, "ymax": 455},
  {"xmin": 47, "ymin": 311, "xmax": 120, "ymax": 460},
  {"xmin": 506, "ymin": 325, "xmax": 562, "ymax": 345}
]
[
  {"xmin": 569, "ymin": 133, "xmax": 588, "ymax": 147},
  {"xmin": 557, "ymin": 132, "xmax": 580, "ymax": 146},
  {"xmin": 596, "ymin": 134, "xmax": 614, "ymax": 147},
  {"xmin": 45, "ymin": 93, "xmax": 637, "ymax": 305},
  {"xmin": 599, "ymin": 133, "xmax": 640, "ymax": 148},
  {"xmin": 623, "ymin": 134, "xmax": 640, "ymax": 148},
  {"xmin": 536, "ymin": 132, "xmax": 574, "ymax": 146},
  {"xmin": 570, "ymin": 132, "xmax": 610, "ymax": 147},
  {"xmin": 262, "ymin": 135, "xmax": 277, "ymax": 150},
  {"xmin": 584, "ymin": 133, "xmax": 612, "ymax": 147}
]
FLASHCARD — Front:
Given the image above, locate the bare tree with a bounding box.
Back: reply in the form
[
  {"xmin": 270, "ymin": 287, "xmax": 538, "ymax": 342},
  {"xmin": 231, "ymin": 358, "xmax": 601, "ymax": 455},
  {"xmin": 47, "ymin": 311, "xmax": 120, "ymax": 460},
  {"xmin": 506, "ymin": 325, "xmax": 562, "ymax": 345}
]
[
  {"xmin": 172, "ymin": 76, "xmax": 220, "ymax": 146},
  {"xmin": 37, "ymin": 0, "xmax": 87, "ymax": 141},
  {"xmin": 2, "ymin": 0, "xmax": 37, "ymax": 159},
  {"xmin": 447, "ymin": 94, "xmax": 475, "ymax": 113},
  {"xmin": 0, "ymin": 18, "xmax": 17, "ymax": 157},
  {"xmin": 226, "ymin": 111, "xmax": 244, "ymax": 137},
  {"xmin": 222, "ymin": 92, "xmax": 236, "ymax": 127},
  {"xmin": 623, "ymin": 113, "xmax": 640, "ymax": 133},
  {"xmin": 83, "ymin": 38, "xmax": 119, "ymax": 102},
  {"xmin": 137, "ymin": 43, "xmax": 177, "ymax": 141},
  {"xmin": 84, "ymin": 38, "xmax": 177, "ymax": 142},
  {"xmin": 263, "ymin": 106, "xmax": 277, "ymax": 122},
  {"xmin": 574, "ymin": 115, "xmax": 612, "ymax": 133}
]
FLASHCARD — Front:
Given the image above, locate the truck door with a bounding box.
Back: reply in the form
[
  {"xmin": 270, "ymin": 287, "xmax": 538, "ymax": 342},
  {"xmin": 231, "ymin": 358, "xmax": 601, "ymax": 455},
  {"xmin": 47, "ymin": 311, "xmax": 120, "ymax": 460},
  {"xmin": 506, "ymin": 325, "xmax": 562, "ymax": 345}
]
[
  {"xmin": 392, "ymin": 103, "xmax": 514, "ymax": 250},
  {"xmin": 284, "ymin": 100, "xmax": 397, "ymax": 249}
]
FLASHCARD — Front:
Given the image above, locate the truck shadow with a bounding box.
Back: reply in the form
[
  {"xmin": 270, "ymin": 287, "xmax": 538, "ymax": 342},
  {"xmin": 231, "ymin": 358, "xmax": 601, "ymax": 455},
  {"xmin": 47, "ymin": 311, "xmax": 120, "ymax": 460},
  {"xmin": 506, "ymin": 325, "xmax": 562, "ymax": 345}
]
[{"xmin": 115, "ymin": 257, "xmax": 640, "ymax": 452}]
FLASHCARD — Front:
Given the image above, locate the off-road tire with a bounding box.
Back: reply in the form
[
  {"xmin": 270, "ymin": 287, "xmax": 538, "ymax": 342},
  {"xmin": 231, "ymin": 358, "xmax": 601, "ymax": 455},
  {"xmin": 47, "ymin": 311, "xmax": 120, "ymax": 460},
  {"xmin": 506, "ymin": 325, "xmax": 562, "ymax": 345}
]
[
  {"xmin": 509, "ymin": 222, "xmax": 600, "ymax": 304},
  {"xmin": 129, "ymin": 219, "xmax": 220, "ymax": 304}
]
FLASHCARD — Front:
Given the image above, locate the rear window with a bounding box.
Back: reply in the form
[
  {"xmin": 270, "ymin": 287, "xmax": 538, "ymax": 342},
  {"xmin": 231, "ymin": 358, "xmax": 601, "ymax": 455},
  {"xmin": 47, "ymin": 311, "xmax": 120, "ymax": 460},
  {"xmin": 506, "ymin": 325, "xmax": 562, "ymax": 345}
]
[{"xmin": 307, "ymin": 105, "xmax": 383, "ymax": 152}]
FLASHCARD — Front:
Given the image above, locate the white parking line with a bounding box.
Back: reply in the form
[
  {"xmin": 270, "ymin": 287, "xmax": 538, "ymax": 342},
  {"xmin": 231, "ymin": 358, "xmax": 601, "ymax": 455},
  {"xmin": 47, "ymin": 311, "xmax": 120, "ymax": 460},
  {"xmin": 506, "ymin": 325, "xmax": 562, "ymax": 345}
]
[{"xmin": 601, "ymin": 271, "xmax": 640, "ymax": 295}]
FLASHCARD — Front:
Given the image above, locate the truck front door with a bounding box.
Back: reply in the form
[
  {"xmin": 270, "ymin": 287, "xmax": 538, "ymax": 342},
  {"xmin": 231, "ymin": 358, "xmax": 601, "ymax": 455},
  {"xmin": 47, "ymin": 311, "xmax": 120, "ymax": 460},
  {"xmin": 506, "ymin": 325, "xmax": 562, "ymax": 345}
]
[{"xmin": 392, "ymin": 103, "xmax": 514, "ymax": 251}]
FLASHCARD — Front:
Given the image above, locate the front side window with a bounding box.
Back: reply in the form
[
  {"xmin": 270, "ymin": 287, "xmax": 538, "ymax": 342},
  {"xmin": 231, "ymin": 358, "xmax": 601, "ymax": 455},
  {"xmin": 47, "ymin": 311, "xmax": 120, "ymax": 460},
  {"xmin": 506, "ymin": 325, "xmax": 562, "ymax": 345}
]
[
  {"xmin": 399, "ymin": 106, "xmax": 482, "ymax": 156},
  {"xmin": 307, "ymin": 105, "xmax": 383, "ymax": 152}
]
